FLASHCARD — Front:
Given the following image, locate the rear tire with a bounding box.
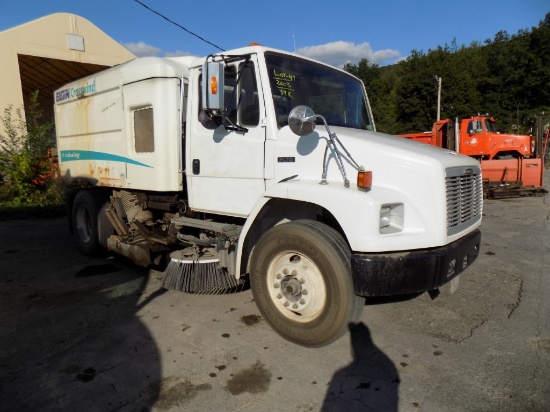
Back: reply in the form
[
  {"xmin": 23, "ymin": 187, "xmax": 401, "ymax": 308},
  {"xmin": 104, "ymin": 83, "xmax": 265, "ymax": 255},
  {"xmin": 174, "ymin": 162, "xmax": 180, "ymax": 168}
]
[
  {"xmin": 250, "ymin": 220, "xmax": 365, "ymax": 347},
  {"xmin": 72, "ymin": 190, "xmax": 113, "ymax": 255}
]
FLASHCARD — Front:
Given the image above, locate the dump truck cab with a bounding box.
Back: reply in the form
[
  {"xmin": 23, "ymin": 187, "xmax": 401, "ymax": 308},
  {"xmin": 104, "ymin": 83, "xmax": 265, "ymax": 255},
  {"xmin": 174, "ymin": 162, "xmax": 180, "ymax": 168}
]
[{"xmin": 459, "ymin": 115, "xmax": 534, "ymax": 160}]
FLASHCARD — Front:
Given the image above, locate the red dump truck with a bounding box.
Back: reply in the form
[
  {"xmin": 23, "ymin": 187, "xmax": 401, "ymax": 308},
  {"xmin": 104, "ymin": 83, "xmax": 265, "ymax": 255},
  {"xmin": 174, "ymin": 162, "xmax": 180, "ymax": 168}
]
[{"xmin": 399, "ymin": 115, "xmax": 546, "ymax": 198}]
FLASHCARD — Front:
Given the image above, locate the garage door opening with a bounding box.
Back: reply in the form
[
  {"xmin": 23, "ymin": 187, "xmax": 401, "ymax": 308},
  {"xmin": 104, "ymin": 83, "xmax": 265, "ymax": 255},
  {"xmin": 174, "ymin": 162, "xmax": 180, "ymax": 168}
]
[{"xmin": 18, "ymin": 54, "xmax": 109, "ymax": 123}]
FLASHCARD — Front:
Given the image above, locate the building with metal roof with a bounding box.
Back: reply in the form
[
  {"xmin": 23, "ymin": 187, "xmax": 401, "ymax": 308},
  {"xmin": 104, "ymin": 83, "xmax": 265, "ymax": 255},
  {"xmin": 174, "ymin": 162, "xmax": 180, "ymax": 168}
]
[{"xmin": 0, "ymin": 13, "xmax": 136, "ymax": 122}]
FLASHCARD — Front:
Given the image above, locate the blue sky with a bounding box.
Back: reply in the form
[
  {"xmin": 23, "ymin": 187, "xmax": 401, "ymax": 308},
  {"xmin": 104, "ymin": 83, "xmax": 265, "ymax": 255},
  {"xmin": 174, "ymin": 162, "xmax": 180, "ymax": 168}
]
[{"xmin": 1, "ymin": 0, "xmax": 548, "ymax": 67}]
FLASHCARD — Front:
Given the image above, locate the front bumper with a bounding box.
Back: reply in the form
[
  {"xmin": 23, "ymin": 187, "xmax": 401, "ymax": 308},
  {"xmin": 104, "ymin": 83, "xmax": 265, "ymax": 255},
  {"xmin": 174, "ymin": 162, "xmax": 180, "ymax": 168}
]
[{"xmin": 351, "ymin": 229, "xmax": 481, "ymax": 297}]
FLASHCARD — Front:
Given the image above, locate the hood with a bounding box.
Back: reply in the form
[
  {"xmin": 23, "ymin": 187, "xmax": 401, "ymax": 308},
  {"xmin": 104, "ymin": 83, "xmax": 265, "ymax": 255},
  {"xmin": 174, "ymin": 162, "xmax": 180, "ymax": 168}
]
[{"xmin": 273, "ymin": 125, "xmax": 480, "ymax": 188}]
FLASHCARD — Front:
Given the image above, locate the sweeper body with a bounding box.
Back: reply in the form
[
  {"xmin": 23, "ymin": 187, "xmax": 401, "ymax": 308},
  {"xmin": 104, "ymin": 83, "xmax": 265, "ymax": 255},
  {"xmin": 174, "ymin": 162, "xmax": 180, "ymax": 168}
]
[{"xmin": 55, "ymin": 45, "xmax": 482, "ymax": 347}]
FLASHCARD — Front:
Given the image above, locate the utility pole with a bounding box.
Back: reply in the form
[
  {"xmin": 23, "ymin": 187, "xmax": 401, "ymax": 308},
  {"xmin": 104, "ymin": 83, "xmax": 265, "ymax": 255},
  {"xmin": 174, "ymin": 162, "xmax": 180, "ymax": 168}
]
[
  {"xmin": 434, "ymin": 75, "xmax": 442, "ymax": 121},
  {"xmin": 536, "ymin": 112, "xmax": 546, "ymax": 159}
]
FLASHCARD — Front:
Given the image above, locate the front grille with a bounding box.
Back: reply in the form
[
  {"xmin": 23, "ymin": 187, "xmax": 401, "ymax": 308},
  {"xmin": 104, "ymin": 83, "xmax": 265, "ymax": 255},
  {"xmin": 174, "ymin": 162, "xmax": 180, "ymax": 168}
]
[{"xmin": 446, "ymin": 166, "xmax": 483, "ymax": 235}]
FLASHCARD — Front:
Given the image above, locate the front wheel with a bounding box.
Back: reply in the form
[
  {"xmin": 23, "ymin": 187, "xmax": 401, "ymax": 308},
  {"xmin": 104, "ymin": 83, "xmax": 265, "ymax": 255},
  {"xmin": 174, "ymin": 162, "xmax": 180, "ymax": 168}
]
[{"xmin": 250, "ymin": 220, "xmax": 365, "ymax": 347}]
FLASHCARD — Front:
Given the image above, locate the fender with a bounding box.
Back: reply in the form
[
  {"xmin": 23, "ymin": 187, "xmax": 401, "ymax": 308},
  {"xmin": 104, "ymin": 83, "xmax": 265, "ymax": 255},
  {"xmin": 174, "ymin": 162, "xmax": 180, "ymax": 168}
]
[{"xmin": 235, "ymin": 177, "xmax": 454, "ymax": 277}]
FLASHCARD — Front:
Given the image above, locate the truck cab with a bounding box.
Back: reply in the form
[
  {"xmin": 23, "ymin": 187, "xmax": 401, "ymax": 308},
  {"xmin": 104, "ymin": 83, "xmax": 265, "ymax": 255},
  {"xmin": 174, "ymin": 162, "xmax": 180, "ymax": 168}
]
[
  {"xmin": 398, "ymin": 115, "xmax": 543, "ymax": 197},
  {"xmin": 459, "ymin": 115, "xmax": 534, "ymax": 160}
]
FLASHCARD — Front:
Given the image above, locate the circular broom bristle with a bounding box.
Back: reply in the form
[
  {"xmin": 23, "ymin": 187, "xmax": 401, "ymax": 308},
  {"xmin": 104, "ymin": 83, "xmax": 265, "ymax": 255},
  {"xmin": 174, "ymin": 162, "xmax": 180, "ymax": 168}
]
[{"xmin": 161, "ymin": 248, "xmax": 245, "ymax": 294}]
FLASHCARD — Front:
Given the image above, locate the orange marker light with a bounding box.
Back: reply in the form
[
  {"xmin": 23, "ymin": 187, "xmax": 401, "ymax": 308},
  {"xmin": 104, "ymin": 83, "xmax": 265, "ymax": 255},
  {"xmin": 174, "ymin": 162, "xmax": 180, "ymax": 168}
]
[
  {"xmin": 210, "ymin": 76, "xmax": 218, "ymax": 94},
  {"xmin": 357, "ymin": 170, "xmax": 372, "ymax": 189}
]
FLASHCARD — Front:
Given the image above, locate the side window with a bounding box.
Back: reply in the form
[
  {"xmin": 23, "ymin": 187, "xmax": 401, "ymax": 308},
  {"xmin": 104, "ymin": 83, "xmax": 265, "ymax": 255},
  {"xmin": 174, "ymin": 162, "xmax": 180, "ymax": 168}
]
[
  {"xmin": 197, "ymin": 62, "xmax": 259, "ymax": 128},
  {"xmin": 134, "ymin": 106, "xmax": 154, "ymax": 153},
  {"xmin": 224, "ymin": 66, "xmax": 237, "ymax": 124},
  {"xmin": 238, "ymin": 61, "xmax": 259, "ymax": 127},
  {"xmin": 198, "ymin": 67, "xmax": 237, "ymax": 126},
  {"xmin": 467, "ymin": 120, "xmax": 481, "ymax": 134},
  {"xmin": 484, "ymin": 119, "xmax": 495, "ymax": 133}
]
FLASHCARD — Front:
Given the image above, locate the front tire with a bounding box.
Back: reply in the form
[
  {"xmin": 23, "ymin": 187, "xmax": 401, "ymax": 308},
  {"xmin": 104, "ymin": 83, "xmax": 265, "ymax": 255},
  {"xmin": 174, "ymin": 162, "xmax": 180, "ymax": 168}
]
[{"xmin": 250, "ymin": 220, "xmax": 365, "ymax": 347}]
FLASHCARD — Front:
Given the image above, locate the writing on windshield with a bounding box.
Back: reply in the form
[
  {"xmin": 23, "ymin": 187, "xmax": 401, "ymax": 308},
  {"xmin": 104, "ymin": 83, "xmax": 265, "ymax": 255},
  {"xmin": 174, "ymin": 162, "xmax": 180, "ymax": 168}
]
[{"xmin": 265, "ymin": 52, "xmax": 373, "ymax": 130}]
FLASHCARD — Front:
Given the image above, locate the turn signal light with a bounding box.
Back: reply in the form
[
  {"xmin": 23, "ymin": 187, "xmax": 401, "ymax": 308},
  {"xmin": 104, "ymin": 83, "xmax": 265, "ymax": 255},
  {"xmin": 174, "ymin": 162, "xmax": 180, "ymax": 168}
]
[
  {"xmin": 210, "ymin": 76, "xmax": 218, "ymax": 94},
  {"xmin": 357, "ymin": 170, "xmax": 372, "ymax": 189}
]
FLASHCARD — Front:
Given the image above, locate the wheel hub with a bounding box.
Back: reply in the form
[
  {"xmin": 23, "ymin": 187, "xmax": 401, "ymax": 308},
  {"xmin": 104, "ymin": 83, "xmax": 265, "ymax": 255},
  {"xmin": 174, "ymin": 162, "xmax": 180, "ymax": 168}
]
[
  {"xmin": 268, "ymin": 253, "xmax": 325, "ymax": 320},
  {"xmin": 281, "ymin": 276, "xmax": 303, "ymax": 301},
  {"xmin": 274, "ymin": 269, "xmax": 308, "ymax": 311}
]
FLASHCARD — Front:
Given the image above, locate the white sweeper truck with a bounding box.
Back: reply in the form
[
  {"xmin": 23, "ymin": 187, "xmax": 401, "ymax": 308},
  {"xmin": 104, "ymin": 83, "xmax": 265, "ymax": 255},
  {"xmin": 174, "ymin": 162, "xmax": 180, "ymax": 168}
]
[{"xmin": 54, "ymin": 45, "xmax": 482, "ymax": 347}]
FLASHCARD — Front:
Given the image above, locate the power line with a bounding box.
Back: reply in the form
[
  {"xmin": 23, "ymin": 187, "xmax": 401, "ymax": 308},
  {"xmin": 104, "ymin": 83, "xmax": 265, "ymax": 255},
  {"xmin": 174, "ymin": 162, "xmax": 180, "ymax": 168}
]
[{"xmin": 132, "ymin": 0, "xmax": 225, "ymax": 52}]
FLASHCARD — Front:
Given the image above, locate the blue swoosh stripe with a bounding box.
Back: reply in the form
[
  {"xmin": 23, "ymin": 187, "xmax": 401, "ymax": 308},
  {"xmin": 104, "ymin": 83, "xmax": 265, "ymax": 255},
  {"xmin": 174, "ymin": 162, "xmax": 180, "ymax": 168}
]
[{"xmin": 60, "ymin": 150, "xmax": 153, "ymax": 168}]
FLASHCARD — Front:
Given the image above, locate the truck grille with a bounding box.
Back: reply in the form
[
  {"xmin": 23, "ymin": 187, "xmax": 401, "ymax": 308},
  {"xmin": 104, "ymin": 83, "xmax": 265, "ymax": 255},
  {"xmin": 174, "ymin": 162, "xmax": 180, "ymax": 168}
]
[{"xmin": 446, "ymin": 166, "xmax": 483, "ymax": 235}]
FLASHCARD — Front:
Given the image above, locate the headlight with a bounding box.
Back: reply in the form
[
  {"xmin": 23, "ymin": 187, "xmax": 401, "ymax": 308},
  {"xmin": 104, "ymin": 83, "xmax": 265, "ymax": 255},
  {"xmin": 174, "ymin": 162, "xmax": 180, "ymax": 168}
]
[{"xmin": 379, "ymin": 203, "xmax": 404, "ymax": 234}]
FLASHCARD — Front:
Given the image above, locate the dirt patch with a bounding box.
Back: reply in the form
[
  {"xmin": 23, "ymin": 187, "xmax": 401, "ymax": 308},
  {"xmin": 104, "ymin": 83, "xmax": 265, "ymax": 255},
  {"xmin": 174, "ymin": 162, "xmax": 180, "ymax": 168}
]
[
  {"xmin": 240, "ymin": 314, "xmax": 262, "ymax": 326},
  {"xmin": 225, "ymin": 361, "xmax": 272, "ymax": 395},
  {"xmin": 144, "ymin": 377, "xmax": 212, "ymax": 411}
]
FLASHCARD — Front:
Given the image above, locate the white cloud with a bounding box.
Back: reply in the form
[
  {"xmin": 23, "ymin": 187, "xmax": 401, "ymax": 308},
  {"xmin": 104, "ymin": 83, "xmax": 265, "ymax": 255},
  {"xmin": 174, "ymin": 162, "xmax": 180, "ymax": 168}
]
[
  {"xmin": 122, "ymin": 40, "xmax": 400, "ymax": 67},
  {"xmin": 122, "ymin": 42, "xmax": 197, "ymax": 58},
  {"xmin": 296, "ymin": 41, "xmax": 401, "ymax": 68},
  {"xmin": 123, "ymin": 41, "xmax": 161, "ymax": 57},
  {"xmin": 164, "ymin": 50, "xmax": 197, "ymax": 58}
]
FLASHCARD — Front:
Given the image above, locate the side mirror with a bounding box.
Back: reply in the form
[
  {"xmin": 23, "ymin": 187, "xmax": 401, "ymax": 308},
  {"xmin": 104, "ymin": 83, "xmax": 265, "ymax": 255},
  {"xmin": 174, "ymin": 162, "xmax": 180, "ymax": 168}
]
[
  {"xmin": 199, "ymin": 109, "xmax": 221, "ymax": 130},
  {"xmin": 288, "ymin": 105, "xmax": 317, "ymax": 136},
  {"xmin": 201, "ymin": 61, "xmax": 224, "ymax": 111}
]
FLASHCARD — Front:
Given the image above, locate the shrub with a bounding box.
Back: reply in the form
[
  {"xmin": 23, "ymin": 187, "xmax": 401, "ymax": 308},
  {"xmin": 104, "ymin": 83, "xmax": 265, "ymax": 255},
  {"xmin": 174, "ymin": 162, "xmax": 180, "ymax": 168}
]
[{"xmin": 0, "ymin": 90, "xmax": 63, "ymax": 206}]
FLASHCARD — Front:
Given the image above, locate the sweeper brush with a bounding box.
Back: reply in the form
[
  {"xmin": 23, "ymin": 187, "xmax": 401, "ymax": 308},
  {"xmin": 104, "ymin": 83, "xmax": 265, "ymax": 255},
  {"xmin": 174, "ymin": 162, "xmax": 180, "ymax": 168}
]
[{"xmin": 161, "ymin": 248, "xmax": 245, "ymax": 295}]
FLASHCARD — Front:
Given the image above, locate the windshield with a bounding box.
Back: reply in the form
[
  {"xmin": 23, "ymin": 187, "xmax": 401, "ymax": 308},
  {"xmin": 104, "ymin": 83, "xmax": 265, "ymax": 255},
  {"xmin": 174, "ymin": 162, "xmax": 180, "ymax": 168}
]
[
  {"xmin": 484, "ymin": 119, "xmax": 496, "ymax": 133},
  {"xmin": 265, "ymin": 52, "xmax": 374, "ymax": 130}
]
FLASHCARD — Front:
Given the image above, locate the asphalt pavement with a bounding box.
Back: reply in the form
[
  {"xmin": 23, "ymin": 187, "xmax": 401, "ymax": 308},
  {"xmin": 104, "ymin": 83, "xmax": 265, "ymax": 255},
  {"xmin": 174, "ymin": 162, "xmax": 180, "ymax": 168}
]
[{"xmin": 1, "ymin": 177, "xmax": 549, "ymax": 412}]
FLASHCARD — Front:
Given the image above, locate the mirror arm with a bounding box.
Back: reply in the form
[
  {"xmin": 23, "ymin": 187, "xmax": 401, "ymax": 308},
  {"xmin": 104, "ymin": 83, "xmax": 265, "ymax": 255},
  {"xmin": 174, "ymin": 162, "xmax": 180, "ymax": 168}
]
[
  {"xmin": 224, "ymin": 120, "xmax": 248, "ymax": 133},
  {"xmin": 317, "ymin": 115, "xmax": 353, "ymax": 188},
  {"xmin": 320, "ymin": 143, "xmax": 330, "ymax": 185},
  {"xmin": 288, "ymin": 106, "xmax": 364, "ymax": 188},
  {"xmin": 332, "ymin": 134, "xmax": 363, "ymax": 171}
]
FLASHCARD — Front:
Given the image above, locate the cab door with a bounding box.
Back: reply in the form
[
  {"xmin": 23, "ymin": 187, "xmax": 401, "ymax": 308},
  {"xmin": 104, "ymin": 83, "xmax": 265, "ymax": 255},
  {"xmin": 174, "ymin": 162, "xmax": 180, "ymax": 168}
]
[{"xmin": 187, "ymin": 56, "xmax": 266, "ymax": 217}]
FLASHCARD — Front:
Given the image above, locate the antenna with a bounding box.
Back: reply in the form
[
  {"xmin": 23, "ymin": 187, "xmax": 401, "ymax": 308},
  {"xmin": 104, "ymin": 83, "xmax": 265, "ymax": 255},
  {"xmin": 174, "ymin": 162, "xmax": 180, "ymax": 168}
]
[{"xmin": 292, "ymin": 27, "xmax": 296, "ymax": 53}]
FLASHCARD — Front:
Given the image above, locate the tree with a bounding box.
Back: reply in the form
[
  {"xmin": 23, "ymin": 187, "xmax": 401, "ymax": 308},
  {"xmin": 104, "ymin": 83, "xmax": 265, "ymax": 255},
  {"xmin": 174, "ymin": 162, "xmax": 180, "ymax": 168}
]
[
  {"xmin": 344, "ymin": 58, "xmax": 402, "ymax": 133},
  {"xmin": 345, "ymin": 12, "xmax": 550, "ymax": 135},
  {"xmin": 393, "ymin": 49, "xmax": 438, "ymax": 132}
]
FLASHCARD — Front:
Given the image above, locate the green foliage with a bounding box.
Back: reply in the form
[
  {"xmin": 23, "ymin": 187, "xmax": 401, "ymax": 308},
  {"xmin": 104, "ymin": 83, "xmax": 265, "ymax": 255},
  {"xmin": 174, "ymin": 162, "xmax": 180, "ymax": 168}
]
[
  {"xmin": 345, "ymin": 12, "xmax": 550, "ymax": 135},
  {"xmin": 0, "ymin": 90, "xmax": 64, "ymax": 207}
]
